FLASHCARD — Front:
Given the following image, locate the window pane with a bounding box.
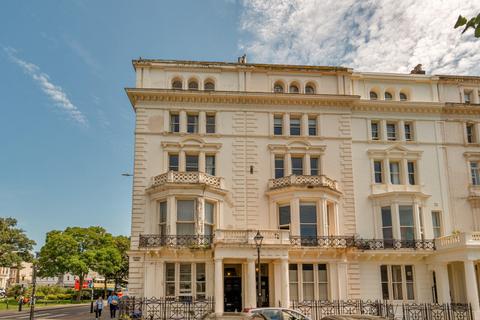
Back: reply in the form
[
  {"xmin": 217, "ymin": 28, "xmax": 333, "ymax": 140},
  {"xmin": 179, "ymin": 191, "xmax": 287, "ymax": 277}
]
[
  {"xmin": 302, "ymin": 264, "xmax": 314, "ymax": 301},
  {"xmin": 310, "ymin": 158, "xmax": 319, "ymax": 175},
  {"xmin": 274, "ymin": 116, "xmax": 283, "ymax": 135},
  {"xmin": 170, "ymin": 114, "xmax": 180, "ymax": 132},
  {"xmin": 169, "ymin": 154, "xmax": 179, "ymax": 171},
  {"xmin": 374, "ymin": 161, "xmax": 383, "ymax": 183},
  {"xmin": 186, "ymin": 155, "xmax": 199, "ymax": 171},
  {"xmin": 166, "ymin": 263, "xmax": 175, "ymax": 281},
  {"xmin": 390, "ymin": 162, "xmax": 400, "ymax": 184},
  {"xmin": 206, "ymin": 115, "xmax": 216, "ymax": 133},
  {"xmin": 318, "ymin": 264, "xmax": 327, "ymax": 282},
  {"xmin": 177, "ymin": 224, "xmax": 195, "ymax": 235},
  {"xmin": 206, "ymin": 156, "xmax": 215, "ymax": 175},
  {"xmin": 407, "ymin": 162, "xmax": 415, "ymax": 185},
  {"xmin": 205, "ymin": 202, "xmax": 214, "ymax": 224},
  {"xmin": 371, "ymin": 122, "xmax": 379, "ymax": 140},
  {"xmin": 382, "ymin": 207, "xmax": 393, "ymax": 240},
  {"xmin": 300, "ymin": 225, "xmax": 317, "ymax": 237},
  {"xmin": 387, "ymin": 123, "xmax": 397, "ymax": 140},
  {"xmin": 275, "ymin": 156, "xmax": 284, "ymax": 178},
  {"xmin": 290, "ymin": 118, "xmax": 301, "ymax": 136},
  {"xmin": 187, "ymin": 115, "xmax": 198, "ymax": 133},
  {"xmin": 177, "ymin": 200, "xmax": 195, "ymax": 221},
  {"xmin": 160, "ymin": 202, "xmax": 167, "ymax": 223},
  {"xmin": 432, "ymin": 211, "xmax": 441, "ymax": 238},
  {"xmin": 404, "ymin": 123, "xmax": 412, "ymax": 140},
  {"xmin": 179, "ymin": 264, "xmax": 192, "ymax": 295},
  {"xmin": 300, "ymin": 204, "xmax": 316, "ymax": 223},
  {"xmin": 308, "ymin": 118, "xmax": 317, "ymax": 136},
  {"xmin": 399, "ymin": 206, "xmax": 414, "ymax": 240},
  {"xmin": 291, "ymin": 157, "xmax": 303, "ymax": 175},
  {"xmin": 279, "ymin": 205, "xmax": 291, "ymax": 227},
  {"xmin": 289, "ymin": 264, "xmax": 298, "ymax": 281}
]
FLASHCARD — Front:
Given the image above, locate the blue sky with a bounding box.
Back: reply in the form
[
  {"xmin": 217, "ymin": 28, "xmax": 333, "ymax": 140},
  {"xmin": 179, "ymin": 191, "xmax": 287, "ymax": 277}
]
[
  {"xmin": 0, "ymin": 0, "xmax": 242, "ymax": 248},
  {"xmin": 1, "ymin": 0, "xmax": 479, "ymax": 248}
]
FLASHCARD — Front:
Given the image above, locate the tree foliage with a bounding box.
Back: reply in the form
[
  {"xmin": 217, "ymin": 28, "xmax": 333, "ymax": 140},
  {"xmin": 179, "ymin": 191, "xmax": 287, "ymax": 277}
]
[
  {"xmin": 455, "ymin": 14, "xmax": 480, "ymax": 38},
  {"xmin": 0, "ymin": 217, "xmax": 35, "ymax": 268}
]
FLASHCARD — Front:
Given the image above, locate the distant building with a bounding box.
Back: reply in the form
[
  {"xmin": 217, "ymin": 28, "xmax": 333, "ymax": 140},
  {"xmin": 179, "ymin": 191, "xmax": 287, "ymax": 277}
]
[
  {"xmin": 0, "ymin": 267, "xmax": 10, "ymax": 289},
  {"xmin": 125, "ymin": 59, "xmax": 480, "ymax": 317}
]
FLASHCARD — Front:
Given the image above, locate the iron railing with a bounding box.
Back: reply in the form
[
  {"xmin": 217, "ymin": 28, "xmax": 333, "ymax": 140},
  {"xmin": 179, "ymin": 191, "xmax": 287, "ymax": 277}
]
[
  {"xmin": 138, "ymin": 235, "xmax": 213, "ymax": 248},
  {"xmin": 119, "ymin": 297, "xmax": 214, "ymax": 320},
  {"xmin": 291, "ymin": 300, "xmax": 472, "ymax": 320},
  {"xmin": 354, "ymin": 239, "xmax": 435, "ymax": 250},
  {"xmin": 290, "ymin": 236, "xmax": 355, "ymax": 248}
]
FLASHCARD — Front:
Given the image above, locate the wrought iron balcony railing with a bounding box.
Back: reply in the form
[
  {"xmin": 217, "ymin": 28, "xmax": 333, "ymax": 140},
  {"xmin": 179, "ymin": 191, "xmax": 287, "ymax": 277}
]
[
  {"xmin": 139, "ymin": 235, "xmax": 213, "ymax": 248},
  {"xmin": 354, "ymin": 238, "xmax": 435, "ymax": 250},
  {"xmin": 290, "ymin": 236, "xmax": 355, "ymax": 248},
  {"xmin": 150, "ymin": 171, "xmax": 224, "ymax": 189},
  {"xmin": 268, "ymin": 175, "xmax": 340, "ymax": 192}
]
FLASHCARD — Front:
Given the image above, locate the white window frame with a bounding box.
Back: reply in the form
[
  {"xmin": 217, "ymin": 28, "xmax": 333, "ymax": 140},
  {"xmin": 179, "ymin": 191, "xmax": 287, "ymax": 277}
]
[
  {"xmin": 370, "ymin": 120, "xmax": 380, "ymax": 140},
  {"xmin": 187, "ymin": 114, "xmax": 199, "ymax": 133},
  {"xmin": 386, "ymin": 122, "xmax": 398, "ymax": 141},
  {"xmin": 170, "ymin": 113, "xmax": 180, "ymax": 133},
  {"xmin": 380, "ymin": 265, "xmax": 415, "ymax": 301},
  {"xmin": 431, "ymin": 211, "xmax": 442, "ymax": 238},
  {"xmin": 165, "ymin": 262, "xmax": 207, "ymax": 299}
]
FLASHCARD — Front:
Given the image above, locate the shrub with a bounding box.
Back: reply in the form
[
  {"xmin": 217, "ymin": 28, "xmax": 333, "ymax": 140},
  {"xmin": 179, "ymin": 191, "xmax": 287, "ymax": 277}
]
[{"xmin": 46, "ymin": 294, "xmax": 58, "ymax": 300}]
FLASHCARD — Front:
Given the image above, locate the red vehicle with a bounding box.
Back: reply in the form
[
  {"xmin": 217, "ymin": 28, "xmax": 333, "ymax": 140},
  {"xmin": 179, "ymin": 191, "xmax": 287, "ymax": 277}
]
[{"xmin": 74, "ymin": 278, "xmax": 93, "ymax": 291}]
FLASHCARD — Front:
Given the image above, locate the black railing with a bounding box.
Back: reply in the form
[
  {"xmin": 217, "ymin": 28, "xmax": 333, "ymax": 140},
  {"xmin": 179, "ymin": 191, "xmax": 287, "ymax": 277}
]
[
  {"xmin": 291, "ymin": 300, "xmax": 472, "ymax": 320},
  {"xmin": 139, "ymin": 235, "xmax": 214, "ymax": 248},
  {"xmin": 290, "ymin": 236, "xmax": 355, "ymax": 248},
  {"xmin": 119, "ymin": 297, "xmax": 214, "ymax": 320},
  {"xmin": 354, "ymin": 239, "xmax": 435, "ymax": 250}
]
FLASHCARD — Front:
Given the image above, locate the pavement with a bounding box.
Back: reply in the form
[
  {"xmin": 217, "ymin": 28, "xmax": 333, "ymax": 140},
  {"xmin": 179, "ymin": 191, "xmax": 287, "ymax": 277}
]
[{"xmin": 0, "ymin": 304, "xmax": 102, "ymax": 320}]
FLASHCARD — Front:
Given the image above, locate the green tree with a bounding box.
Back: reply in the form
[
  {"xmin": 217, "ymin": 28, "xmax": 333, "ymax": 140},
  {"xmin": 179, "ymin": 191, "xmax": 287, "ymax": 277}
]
[
  {"xmin": 455, "ymin": 14, "xmax": 480, "ymax": 38},
  {"xmin": 0, "ymin": 217, "xmax": 35, "ymax": 268},
  {"xmin": 38, "ymin": 226, "xmax": 114, "ymax": 300}
]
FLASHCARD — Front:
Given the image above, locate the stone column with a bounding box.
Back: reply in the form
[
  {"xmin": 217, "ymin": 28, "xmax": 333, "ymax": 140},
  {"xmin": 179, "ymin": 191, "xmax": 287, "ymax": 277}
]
[
  {"xmin": 285, "ymin": 153, "xmax": 292, "ymax": 176},
  {"xmin": 199, "ymin": 152, "xmax": 206, "ymax": 173},
  {"xmin": 179, "ymin": 150, "xmax": 186, "ymax": 172},
  {"xmin": 284, "ymin": 114, "xmax": 290, "ymax": 136},
  {"xmin": 156, "ymin": 262, "xmax": 165, "ymax": 297},
  {"xmin": 199, "ymin": 111, "xmax": 206, "ymax": 135},
  {"xmin": 320, "ymin": 198, "xmax": 329, "ymax": 236},
  {"xmin": 215, "ymin": 258, "xmax": 224, "ymax": 315},
  {"xmin": 304, "ymin": 154, "xmax": 311, "ymax": 175},
  {"xmin": 337, "ymin": 260, "xmax": 348, "ymax": 300},
  {"xmin": 179, "ymin": 110, "xmax": 187, "ymax": 133},
  {"xmin": 291, "ymin": 198, "xmax": 300, "ymax": 236},
  {"xmin": 434, "ymin": 263, "xmax": 451, "ymax": 303},
  {"xmin": 301, "ymin": 113, "xmax": 309, "ymax": 136},
  {"xmin": 464, "ymin": 260, "xmax": 480, "ymax": 317},
  {"xmin": 413, "ymin": 203, "xmax": 422, "ymax": 240},
  {"xmin": 280, "ymin": 258, "xmax": 290, "ymax": 308},
  {"xmin": 247, "ymin": 258, "xmax": 257, "ymax": 309},
  {"xmin": 398, "ymin": 120, "xmax": 405, "ymax": 141}
]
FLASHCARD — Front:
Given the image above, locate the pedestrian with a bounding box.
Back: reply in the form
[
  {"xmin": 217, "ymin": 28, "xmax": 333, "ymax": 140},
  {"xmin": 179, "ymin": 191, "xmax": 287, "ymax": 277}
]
[
  {"xmin": 95, "ymin": 296, "xmax": 104, "ymax": 319},
  {"xmin": 107, "ymin": 292, "xmax": 120, "ymax": 318}
]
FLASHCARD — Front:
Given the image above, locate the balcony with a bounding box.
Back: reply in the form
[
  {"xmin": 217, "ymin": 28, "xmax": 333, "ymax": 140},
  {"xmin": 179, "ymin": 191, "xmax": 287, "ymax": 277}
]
[
  {"xmin": 290, "ymin": 236, "xmax": 355, "ymax": 248},
  {"xmin": 435, "ymin": 232, "xmax": 480, "ymax": 251},
  {"xmin": 214, "ymin": 229, "xmax": 291, "ymax": 246},
  {"xmin": 354, "ymin": 239, "xmax": 435, "ymax": 250},
  {"xmin": 268, "ymin": 175, "xmax": 340, "ymax": 192},
  {"xmin": 139, "ymin": 235, "xmax": 213, "ymax": 249},
  {"xmin": 150, "ymin": 171, "xmax": 225, "ymax": 190}
]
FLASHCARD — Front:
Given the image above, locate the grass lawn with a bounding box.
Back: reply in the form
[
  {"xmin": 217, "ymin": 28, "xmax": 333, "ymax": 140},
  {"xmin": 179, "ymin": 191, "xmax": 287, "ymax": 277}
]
[{"xmin": 0, "ymin": 299, "xmax": 90, "ymax": 312}]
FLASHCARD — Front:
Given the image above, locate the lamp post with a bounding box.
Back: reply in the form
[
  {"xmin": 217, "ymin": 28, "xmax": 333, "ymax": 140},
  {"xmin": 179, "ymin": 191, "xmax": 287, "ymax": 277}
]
[
  {"xmin": 253, "ymin": 231, "xmax": 264, "ymax": 308},
  {"xmin": 29, "ymin": 252, "xmax": 39, "ymax": 320}
]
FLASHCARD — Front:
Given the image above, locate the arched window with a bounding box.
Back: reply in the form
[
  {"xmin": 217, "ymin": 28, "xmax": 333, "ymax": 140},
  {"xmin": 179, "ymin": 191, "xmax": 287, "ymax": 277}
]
[
  {"xmin": 274, "ymin": 82, "xmax": 284, "ymax": 93},
  {"xmin": 172, "ymin": 79, "xmax": 183, "ymax": 90},
  {"xmin": 400, "ymin": 92, "xmax": 408, "ymax": 101},
  {"xmin": 305, "ymin": 84, "xmax": 315, "ymax": 94},
  {"xmin": 370, "ymin": 91, "xmax": 378, "ymax": 100},
  {"xmin": 289, "ymin": 84, "xmax": 299, "ymax": 94},
  {"xmin": 385, "ymin": 92, "xmax": 393, "ymax": 100},
  {"xmin": 188, "ymin": 79, "xmax": 199, "ymax": 90},
  {"xmin": 204, "ymin": 80, "xmax": 215, "ymax": 91}
]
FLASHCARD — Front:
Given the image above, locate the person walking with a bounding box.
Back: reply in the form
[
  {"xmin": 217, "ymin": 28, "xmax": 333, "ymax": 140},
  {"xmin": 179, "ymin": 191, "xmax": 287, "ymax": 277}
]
[
  {"xmin": 107, "ymin": 292, "xmax": 119, "ymax": 318},
  {"xmin": 94, "ymin": 296, "xmax": 104, "ymax": 319}
]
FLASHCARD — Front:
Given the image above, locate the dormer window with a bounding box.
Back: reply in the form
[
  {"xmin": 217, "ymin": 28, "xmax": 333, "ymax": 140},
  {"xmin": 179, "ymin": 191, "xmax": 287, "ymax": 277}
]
[
  {"xmin": 274, "ymin": 82, "xmax": 284, "ymax": 93},
  {"xmin": 400, "ymin": 92, "xmax": 408, "ymax": 101},
  {"xmin": 204, "ymin": 80, "xmax": 215, "ymax": 91},
  {"xmin": 172, "ymin": 79, "xmax": 183, "ymax": 90},
  {"xmin": 370, "ymin": 91, "xmax": 378, "ymax": 100},
  {"xmin": 289, "ymin": 84, "xmax": 299, "ymax": 94},
  {"xmin": 305, "ymin": 83, "xmax": 315, "ymax": 94},
  {"xmin": 188, "ymin": 79, "xmax": 199, "ymax": 90},
  {"xmin": 385, "ymin": 92, "xmax": 393, "ymax": 101}
]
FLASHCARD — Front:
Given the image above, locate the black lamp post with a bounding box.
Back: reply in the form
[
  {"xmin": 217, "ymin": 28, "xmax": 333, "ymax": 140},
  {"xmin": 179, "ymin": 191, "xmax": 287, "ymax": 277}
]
[
  {"xmin": 29, "ymin": 252, "xmax": 39, "ymax": 320},
  {"xmin": 253, "ymin": 231, "xmax": 264, "ymax": 308}
]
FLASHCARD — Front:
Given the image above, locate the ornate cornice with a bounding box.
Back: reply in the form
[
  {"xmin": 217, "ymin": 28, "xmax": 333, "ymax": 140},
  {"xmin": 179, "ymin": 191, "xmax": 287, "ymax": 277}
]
[
  {"xmin": 125, "ymin": 88, "xmax": 358, "ymax": 108},
  {"xmin": 125, "ymin": 88, "xmax": 480, "ymax": 115}
]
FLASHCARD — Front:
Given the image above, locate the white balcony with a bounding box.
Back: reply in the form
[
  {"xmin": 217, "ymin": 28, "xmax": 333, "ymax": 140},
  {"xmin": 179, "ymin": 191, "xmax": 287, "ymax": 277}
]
[
  {"xmin": 435, "ymin": 232, "xmax": 480, "ymax": 251},
  {"xmin": 268, "ymin": 175, "xmax": 340, "ymax": 192},
  {"xmin": 214, "ymin": 229, "xmax": 291, "ymax": 246},
  {"xmin": 150, "ymin": 171, "xmax": 225, "ymax": 189}
]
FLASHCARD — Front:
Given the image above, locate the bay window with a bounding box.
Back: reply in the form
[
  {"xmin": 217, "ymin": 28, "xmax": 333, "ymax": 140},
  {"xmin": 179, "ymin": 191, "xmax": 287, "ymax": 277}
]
[
  {"xmin": 381, "ymin": 206, "xmax": 393, "ymax": 248},
  {"xmin": 204, "ymin": 202, "xmax": 214, "ymax": 236},
  {"xmin": 159, "ymin": 201, "xmax": 167, "ymax": 236},
  {"xmin": 177, "ymin": 200, "xmax": 195, "ymax": 235}
]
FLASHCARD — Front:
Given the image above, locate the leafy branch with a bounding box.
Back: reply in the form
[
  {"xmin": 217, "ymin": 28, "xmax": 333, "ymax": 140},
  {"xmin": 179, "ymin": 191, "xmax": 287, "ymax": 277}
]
[{"xmin": 455, "ymin": 14, "xmax": 480, "ymax": 38}]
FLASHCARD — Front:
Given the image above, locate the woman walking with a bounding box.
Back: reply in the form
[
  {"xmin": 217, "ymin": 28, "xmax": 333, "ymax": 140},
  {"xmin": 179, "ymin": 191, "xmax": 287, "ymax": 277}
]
[{"xmin": 95, "ymin": 296, "xmax": 104, "ymax": 319}]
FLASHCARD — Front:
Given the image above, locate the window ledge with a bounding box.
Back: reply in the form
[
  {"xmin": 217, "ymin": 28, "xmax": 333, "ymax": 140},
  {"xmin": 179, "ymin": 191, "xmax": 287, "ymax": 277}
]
[{"xmin": 370, "ymin": 184, "xmax": 425, "ymax": 196}]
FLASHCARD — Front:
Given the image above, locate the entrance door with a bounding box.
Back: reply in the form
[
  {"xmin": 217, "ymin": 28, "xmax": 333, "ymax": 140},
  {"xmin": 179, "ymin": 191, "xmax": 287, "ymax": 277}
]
[{"xmin": 224, "ymin": 264, "xmax": 242, "ymax": 312}]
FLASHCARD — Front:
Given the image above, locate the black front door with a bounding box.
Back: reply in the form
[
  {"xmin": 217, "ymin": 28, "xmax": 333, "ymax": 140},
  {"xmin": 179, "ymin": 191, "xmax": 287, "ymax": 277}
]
[
  {"xmin": 224, "ymin": 264, "xmax": 242, "ymax": 312},
  {"xmin": 259, "ymin": 264, "xmax": 269, "ymax": 307}
]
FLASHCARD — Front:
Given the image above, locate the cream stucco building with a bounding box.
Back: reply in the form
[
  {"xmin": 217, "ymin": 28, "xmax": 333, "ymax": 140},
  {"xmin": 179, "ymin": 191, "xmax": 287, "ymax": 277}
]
[{"xmin": 125, "ymin": 59, "xmax": 480, "ymax": 317}]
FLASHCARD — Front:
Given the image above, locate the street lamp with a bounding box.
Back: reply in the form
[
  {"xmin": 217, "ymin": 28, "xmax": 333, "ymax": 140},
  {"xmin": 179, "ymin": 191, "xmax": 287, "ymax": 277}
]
[
  {"xmin": 29, "ymin": 252, "xmax": 39, "ymax": 320},
  {"xmin": 253, "ymin": 231, "xmax": 264, "ymax": 308}
]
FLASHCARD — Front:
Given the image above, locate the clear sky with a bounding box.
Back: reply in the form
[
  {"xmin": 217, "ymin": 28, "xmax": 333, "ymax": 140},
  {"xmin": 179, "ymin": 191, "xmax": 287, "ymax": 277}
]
[{"xmin": 1, "ymin": 0, "xmax": 479, "ymax": 248}]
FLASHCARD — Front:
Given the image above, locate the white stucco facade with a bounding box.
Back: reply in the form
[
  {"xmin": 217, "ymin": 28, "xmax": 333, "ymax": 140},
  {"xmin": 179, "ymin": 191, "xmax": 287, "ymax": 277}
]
[{"xmin": 126, "ymin": 59, "xmax": 480, "ymax": 316}]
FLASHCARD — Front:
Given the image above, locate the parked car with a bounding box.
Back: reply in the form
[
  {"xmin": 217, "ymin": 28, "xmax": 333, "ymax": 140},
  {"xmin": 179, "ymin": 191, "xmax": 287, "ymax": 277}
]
[{"xmin": 246, "ymin": 308, "xmax": 311, "ymax": 320}]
